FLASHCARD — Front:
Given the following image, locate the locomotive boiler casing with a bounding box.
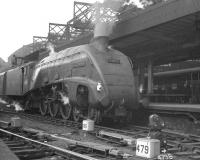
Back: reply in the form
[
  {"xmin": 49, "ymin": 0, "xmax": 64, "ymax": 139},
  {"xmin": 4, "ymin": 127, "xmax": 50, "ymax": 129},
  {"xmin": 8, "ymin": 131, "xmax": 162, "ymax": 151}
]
[{"xmin": 30, "ymin": 43, "xmax": 138, "ymax": 118}]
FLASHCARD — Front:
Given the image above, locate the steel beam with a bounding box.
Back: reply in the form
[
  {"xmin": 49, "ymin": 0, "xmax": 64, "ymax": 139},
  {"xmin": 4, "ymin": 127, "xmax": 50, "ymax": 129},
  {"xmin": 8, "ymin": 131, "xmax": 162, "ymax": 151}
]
[
  {"xmin": 73, "ymin": 1, "xmax": 92, "ymax": 18},
  {"xmin": 112, "ymin": 0, "xmax": 200, "ymax": 39},
  {"xmin": 48, "ymin": 23, "xmax": 68, "ymax": 43}
]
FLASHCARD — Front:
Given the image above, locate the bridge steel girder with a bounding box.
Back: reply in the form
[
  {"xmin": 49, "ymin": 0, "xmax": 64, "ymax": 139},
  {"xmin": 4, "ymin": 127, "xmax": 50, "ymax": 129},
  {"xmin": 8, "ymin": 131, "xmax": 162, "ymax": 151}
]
[
  {"xmin": 48, "ymin": 23, "xmax": 69, "ymax": 43},
  {"xmin": 73, "ymin": 1, "xmax": 92, "ymax": 18},
  {"xmin": 32, "ymin": 36, "xmax": 48, "ymax": 52}
]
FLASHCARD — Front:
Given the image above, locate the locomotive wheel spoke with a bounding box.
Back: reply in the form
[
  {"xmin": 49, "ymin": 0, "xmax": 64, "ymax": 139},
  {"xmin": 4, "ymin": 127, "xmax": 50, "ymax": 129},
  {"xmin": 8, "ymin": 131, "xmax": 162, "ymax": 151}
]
[
  {"xmin": 39, "ymin": 100, "xmax": 49, "ymax": 116},
  {"xmin": 60, "ymin": 103, "xmax": 72, "ymax": 120},
  {"xmin": 73, "ymin": 105, "xmax": 82, "ymax": 122},
  {"xmin": 49, "ymin": 101, "xmax": 60, "ymax": 117},
  {"xmin": 24, "ymin": 99, "xmax": 31, "ymax": 111},
  {"xmin": 125, "ymin": 111, "xmax": 132, "ymax": 123}
]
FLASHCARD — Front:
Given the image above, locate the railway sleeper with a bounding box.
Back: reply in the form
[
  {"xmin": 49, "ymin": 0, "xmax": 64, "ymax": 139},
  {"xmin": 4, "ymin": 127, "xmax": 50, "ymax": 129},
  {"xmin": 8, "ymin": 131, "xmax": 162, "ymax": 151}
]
[
  {"xmin": 6, "ymin": 142, "xmax": 25, "ymax": 147},
  {"xmin": 14, "ymin": 148, "xmax": 45, "ymax": 155},
  {"xmin": 8, "ymin": 145, "xmax": 34, "ymax": 151},
  {"xmin": 167, "ymin": 147, "xmax": 180, "ymax": 153},
  {"xmin": 175, "ymin": 151, "xmax": 196, "ymax": 156},
  {"xmin": 96, "ymin": 130, "xmax": 136, "ymax": 146},
  {"xmin": 16, "ymin": 150, "xmax": 54, "ymax": 160}
]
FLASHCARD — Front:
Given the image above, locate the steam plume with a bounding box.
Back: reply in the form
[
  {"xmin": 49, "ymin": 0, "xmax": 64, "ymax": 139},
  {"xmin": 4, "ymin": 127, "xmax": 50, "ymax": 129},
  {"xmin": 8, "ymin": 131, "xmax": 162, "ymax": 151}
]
[
  {"xmin": 11, "ymin": 101, "xmax": 24, "ymax": 111},
  {"xmin": 92, "ymin": 0, "xmax": 128, "ymax": 38},
  {"xmin": 59, "ymin": 92, "xmax": 70, "ymax": 105},
  {"xmin": 0, "ymin": 99, "xmax": 24, "ymax": 112},
  {"xmin": 47, "ymin": 43, "xmax": 55, "ymax": 56}
]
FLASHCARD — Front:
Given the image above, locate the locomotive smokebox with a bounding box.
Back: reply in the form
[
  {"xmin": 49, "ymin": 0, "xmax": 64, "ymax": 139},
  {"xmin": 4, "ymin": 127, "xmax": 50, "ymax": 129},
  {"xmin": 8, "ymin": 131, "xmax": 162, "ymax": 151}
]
[{"xmin": 91, "ymin": 22, "xmax": 114, "ymax": 51}]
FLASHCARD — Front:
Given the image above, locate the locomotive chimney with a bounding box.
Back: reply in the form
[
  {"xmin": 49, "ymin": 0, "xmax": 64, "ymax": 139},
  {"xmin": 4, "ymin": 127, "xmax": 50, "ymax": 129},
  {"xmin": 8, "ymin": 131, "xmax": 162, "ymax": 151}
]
[{"xmin": 91, "ymin": 22, "xmax": 113, "ymax": 51}]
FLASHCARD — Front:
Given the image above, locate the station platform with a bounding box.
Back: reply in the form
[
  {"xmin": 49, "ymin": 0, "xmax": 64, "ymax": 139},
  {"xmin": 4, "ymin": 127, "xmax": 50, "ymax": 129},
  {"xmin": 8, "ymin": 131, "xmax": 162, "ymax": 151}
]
[{"xmin": 0, "ymin": 140, "xmax": 19, "ymax": 160}]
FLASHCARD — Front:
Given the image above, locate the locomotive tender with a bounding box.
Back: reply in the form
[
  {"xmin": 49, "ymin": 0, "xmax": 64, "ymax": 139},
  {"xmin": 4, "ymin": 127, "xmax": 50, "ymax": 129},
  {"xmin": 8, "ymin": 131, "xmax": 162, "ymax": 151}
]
[{"xmin": 0, "ymin": 37, "xmax": 138, "ymax": 123}]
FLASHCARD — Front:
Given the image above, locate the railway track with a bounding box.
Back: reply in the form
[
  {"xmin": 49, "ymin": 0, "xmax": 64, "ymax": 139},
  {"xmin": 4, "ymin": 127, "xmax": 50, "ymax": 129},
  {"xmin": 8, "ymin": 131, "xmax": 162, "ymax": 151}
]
[
  {"xmin": 1, "ymin": 109, "xmax": 200, "ymax": 159},
  {"xmin": 0, "ymin": 109, "xmax": 148, "ymax": 137},
  {"xmin": 0, "ymin": 127, "xmax": 102, "ymax": 160}
]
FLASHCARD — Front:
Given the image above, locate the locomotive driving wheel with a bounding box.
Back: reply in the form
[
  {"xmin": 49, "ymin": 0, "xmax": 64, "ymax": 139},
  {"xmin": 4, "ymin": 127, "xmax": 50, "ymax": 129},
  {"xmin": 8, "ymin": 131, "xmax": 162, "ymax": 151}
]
[
  {"xmin": 89, "ymin": 107, "xmax": 101, "ymax": 124},
  {"xmin": 39, "ymin": 100, "xmax": 49, "ymax": 116},
  {"xmin": 60, "ymin": 103, "xmax": 72, "ymax": 120},
  {"xmin": 49, "ymin": 101, "xmax": 60, "ymax": 117},
  {"xmin": 72, "ymin": 105, "xmax": 82, "ymax": 122}
]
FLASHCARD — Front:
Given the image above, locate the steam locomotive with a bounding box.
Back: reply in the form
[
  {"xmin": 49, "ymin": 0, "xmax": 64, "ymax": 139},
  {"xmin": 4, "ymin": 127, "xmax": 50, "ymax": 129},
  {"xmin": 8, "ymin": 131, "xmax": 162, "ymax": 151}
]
[{"xmin": 0, "ymin": 37, "xmax": 138, "ymax": 123}]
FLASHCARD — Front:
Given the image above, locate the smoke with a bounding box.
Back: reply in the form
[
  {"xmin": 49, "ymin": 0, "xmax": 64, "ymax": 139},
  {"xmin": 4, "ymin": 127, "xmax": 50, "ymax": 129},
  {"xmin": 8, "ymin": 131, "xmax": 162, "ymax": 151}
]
[
  {"xmin": 11, "ymin": 101, "xmax": 24, "ymax": 111},
  {"xmin": 0, "ymin": 98, "xmax": 24, "ymax": 112},
  {"xmin": 100, "ymin": 0, "xmax": 125, "ymax": 12},
  {"xmin": 91, "ymin": 0, "xmax": 127, "ymax": 37},
  {"xmin": 59, "ymin": 92, "xmax": 70, "ymax": 105},
  {"xmin": 0, "ymin": 98, "xmax": 8, "ymax": 104},
  {"xmin": 47, "ymin": 43, "xmax": 55, "ymax": 56}
]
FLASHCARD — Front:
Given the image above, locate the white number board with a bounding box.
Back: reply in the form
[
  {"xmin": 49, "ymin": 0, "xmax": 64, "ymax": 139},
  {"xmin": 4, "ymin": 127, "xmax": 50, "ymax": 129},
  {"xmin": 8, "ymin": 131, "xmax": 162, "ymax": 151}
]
[
  {"xmin": 136, "ymin": 138, "xmax": 160, "ymax": 158},
  {"xmin": 157, "ymin": 153, "xmax": 174, "ymax": 160}
]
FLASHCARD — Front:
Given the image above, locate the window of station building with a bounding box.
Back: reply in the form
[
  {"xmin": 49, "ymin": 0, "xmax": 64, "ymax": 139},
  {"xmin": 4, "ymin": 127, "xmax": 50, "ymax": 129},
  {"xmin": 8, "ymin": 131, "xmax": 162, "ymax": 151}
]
[{"xmin": 191, "ymin": 72, "xmax": 200, "ymax": 80}]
